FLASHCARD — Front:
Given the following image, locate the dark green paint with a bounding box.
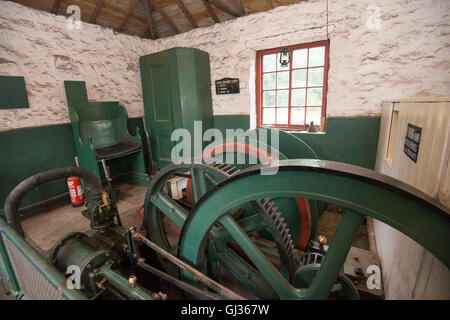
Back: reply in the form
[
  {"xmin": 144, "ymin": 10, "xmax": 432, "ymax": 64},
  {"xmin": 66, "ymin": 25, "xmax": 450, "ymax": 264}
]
[
  {"xmin": 140, "ymin": 48, "xmax": 214, "ymax": 169},
  {"xmin": 0, "ymin": 123, "xmax": 77, "ymax": 209},
  {"xmin": 0, "ymin": 76, "xmax": 29, "ymax": 109},
  {"xmin": 0, "ymin": 118, "xmax": 147, "ymax": 210},
  {"xmin": 213, "ymin": 115, "xmax": 381, "ymax": 169},
  {"xmin": 214, "ymin": 115, "xmax": 250, "ymax": 134},
  {"xmin": 64, "ymin": 81, "xmax": 88, "ymax": 105},
  {"xmin": 64, "ymin": 81, "xmax": 149, "ymax": 186},
  {"xmin": 0, "ymin": 115, "xmax": 379, "ymax": 209},
  {"xmin": 295, "ymin": 117, "xmax": 381, "ymax": 170}
]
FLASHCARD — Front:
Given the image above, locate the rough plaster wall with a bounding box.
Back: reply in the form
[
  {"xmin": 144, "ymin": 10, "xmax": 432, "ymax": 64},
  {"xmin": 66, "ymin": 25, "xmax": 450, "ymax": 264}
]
[
  {"xmin": 1, "ymin": 0, "xmax": 450, "ymax": 130},
  {"xmin": 0, "ymin": 1, "xmax": 153, "ymax": 131},
  {"xmin": 152, "ymin": 0, "xmax": 450, "ymax": 123}
]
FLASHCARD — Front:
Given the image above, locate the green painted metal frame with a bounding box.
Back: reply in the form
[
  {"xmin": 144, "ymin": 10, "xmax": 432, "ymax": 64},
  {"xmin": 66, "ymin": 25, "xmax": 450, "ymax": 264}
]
[
  {"xmin": 144, "ymin": 163, "xmax": 293, "ymax": 296},
  {"xmin": 179, "ymin": 159, "xmax": 450, "ymax": 299},
  {"xmin": 0, "ymin": 217, "xmax": 88, "ymax": 300},
  {"xmin": 65, "ymin": 81, "xmax": 149, "ymax": 186}
]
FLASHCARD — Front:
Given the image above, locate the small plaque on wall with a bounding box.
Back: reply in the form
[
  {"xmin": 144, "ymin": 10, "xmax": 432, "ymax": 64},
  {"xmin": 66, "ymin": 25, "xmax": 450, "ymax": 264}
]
[
  {"xmin": 215, "ymin": 78, "xmax": 240, "ymax": 94},
  {"xmin": 404, "ymin": 123, "xmax": 422, "ymax": 163}
]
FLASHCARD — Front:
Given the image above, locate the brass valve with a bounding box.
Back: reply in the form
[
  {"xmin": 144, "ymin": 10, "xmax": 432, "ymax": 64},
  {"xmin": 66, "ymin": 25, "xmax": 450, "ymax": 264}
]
[{"xmin": 98, "ymin": 191, "xmax": 112, "ymax": 213}]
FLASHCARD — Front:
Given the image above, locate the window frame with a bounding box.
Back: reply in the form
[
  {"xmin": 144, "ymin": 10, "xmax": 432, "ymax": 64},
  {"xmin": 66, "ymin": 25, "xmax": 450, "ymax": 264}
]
[{"xmin": 255, "ymin": 40, "xmax": 330, "ymax": 131}]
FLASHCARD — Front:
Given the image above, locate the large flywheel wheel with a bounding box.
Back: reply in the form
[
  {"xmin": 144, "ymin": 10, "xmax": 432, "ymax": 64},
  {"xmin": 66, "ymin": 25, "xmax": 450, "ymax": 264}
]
[
  {"xmin": 197, "ymin": 128, "xmax": 323, "ymax": 250},
  {"xmin": 179, "ymin": 159, "xmax": 450, "ymax": 299},
  {"xmin": 144, "ymin": 160, "xmax": 300, "ymax": 298}
]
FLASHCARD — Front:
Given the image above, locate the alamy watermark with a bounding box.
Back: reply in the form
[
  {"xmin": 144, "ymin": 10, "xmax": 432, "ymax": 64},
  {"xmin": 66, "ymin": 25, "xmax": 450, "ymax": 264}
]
[
  {"xmin": 366, "ymin": 264, "xmax": 382, "ymax": 290},
  {"xmin": 66, "ymin": 265, "xmax": 81, "ymax": 290},
  {"xmin": 66, "ymin": 5, "xmax": 81, "ymax": 30},
  {"xmin": 366, "ymin": 5, "xmax": 381, "ymax": 30},
  {"xmin": 170, "ymin": 121, "xmax": 280, "ymax": 175}
]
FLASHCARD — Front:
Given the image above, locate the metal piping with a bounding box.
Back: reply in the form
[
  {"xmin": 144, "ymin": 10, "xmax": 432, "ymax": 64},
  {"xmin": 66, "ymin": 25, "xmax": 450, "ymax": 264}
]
[
  {"xmin": 137, "ymin": 260, "xmax": 220, "ymax": 300},
  {"xmin": 97, "ymin": 263, "xmax": 155, "ymax": 300},
  {"xmin": 3, "ymin": 167, "xmax": 102, "ymax": 237}
]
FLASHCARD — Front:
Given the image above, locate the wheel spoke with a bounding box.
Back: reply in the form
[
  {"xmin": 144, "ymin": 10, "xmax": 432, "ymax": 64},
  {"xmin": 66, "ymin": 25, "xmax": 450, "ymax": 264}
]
[
  {"xmin": 150, "ymin": 192, "xmax": 189, "ymax": 228},
  {"xmin": 211, "ymin": 213, "xmax": 268, "ymax": 245},
  {"xmin": 216, "ymin": 246, "xmax": 277, "ymax": 299},
  {"xmin": 305, "ymin": 208, "xmax": 364, "ymax": 299},
  {"xmin": 219, "ymin": 214, "xmax": 300, "ymax": 299},
  {"xmin": 190, "ymin": 168, "xmax": 208, "ymax": 202}
]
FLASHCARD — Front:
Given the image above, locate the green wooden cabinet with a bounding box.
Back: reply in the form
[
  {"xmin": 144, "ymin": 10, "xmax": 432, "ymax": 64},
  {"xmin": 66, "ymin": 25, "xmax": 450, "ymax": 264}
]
[{"xmin": 139, "ymin": 47, "xmax": 214, "ymax": 169}]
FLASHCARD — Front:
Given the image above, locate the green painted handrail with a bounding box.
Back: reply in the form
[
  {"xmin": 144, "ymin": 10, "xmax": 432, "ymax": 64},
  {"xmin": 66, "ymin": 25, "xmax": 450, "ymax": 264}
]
[{"xmin": 0, "ymin": 217, "xmax": 88, "ymax": 300}]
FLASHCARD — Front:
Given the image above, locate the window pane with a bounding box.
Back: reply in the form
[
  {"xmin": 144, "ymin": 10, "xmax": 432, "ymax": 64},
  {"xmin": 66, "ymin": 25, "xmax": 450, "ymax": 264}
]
[
  {"xmin": 263, "ymin": 73, "xmax": 276, "ymax": 90},
  {"xmin": 307, "ymin": 88, "xmax": 322, "ymax": 106},
  {"xmin": 277, "ymin": 52, "xmax": 290, "ymax": 70},
  {"xmin": 293, "ymin": 49, "xmax": 307, "ymax": 68},
  {"xmin": 291, "ymin": 107, "xmax": 305, "ymax": 125},
  {"xmin": 277, "ymin": 71, "xmax": 289, "ymax": 89},
  {"xmin": 292, "ymin": 88, "xmax": 306, "ymax": 106},
  {"xmin": 263, "ymin": 91, "xmax": 276, "ymax": 107},
  {"xmin": 308, "ymin": 67, "xmax": 324, "ymax": 87},
  {"xmin": 277, "ymin": 90, "xmax": 289, "ymax": 107},
  {"xmin": 306, "ymin": 107, "xmax": 321, "ymax": 125},
  {"xmin": 276, "ymin": 108, "xmax": 288, "ymax": 124},
  {"xmin": 309, "ymin": 46, "xmax": 325, "ymax": 67},
  {"xmin": 292, "ymin": 69, "xmax": 307, "ymax": 87},
  {"xmin": 263, "ymin": 54, "xmax": 276, "ymax": 72},
  {"xmin": 263, "ymin": 108, "xmax": 275, "ymax": 124}
]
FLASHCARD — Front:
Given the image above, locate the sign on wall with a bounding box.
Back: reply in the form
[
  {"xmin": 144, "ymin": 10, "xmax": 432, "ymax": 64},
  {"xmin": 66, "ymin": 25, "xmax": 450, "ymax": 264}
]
[
  {"xmin": 404, "ymin": 123, "xmax": 422, "ymax": 163},
  {"xmin": 215, "ymin": 78, "xmax": 240, "ymax": 94}
]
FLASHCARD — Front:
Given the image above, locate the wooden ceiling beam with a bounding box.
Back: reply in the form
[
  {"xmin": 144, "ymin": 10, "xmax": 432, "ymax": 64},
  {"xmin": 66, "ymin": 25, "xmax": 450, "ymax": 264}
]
[
  {"xmin": 51, "ymin": 0, "xmax": 62, "ymax": 15},
  {"xmin": 116, "ymin": 0, "xmax": 140, "ymax": 31},
  {"xmin": 175, "ymin": 0, "xmax": 198, "ymax": 29},
  {"xmin": 152, "ymin": 0, "xmax": 180, "ymax": 34},
  {"xmin": 89, "ymin": 0, "xmax": 106, "ymax": 23},
  {"xmin": 237, "ymin": 0, "xmax": 247, "ymax": 15},
  {"xmin": 200, "ymin": 0, "xmax": 220, "ymax": 23},
  {"xmin": 209, "ymin": 0, "xmax": 246, "ymax": 17},
  {"xmin": 143, "ymin": 0, "xmax": 157, "ymax": 40}
]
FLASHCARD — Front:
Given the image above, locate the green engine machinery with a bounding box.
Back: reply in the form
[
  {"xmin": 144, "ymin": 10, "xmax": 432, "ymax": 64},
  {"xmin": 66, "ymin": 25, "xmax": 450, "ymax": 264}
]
[{"xmin": 0, "ymin": 130, "xmax": 449, "ymax": 300}]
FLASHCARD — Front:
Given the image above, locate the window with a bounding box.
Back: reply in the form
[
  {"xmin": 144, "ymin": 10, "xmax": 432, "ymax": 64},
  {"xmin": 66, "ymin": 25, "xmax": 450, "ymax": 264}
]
[
  {"xmin": 385, "ymin": 104, "xmax": 399, "ymax": 168},
  {"xmin": 256, "ymin": 40, "xmax": 329, "ymax": 130}
]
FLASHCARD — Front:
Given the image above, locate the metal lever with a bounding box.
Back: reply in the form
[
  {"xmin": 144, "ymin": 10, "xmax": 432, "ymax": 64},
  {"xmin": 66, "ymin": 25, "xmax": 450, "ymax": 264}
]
[
  {"xmin": 132, "ymin": 231, "xmax": 245, "ymax": 300},
  {"xmin": 101, "ymin": 159, "xmax": 112, "ymax": 182}
]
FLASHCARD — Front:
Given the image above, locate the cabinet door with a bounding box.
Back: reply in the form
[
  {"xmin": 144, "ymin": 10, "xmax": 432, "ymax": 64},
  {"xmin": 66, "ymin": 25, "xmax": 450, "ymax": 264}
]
[{"xmin": 140, "ymin": 56, "xmax": 175, "ymax": 168}]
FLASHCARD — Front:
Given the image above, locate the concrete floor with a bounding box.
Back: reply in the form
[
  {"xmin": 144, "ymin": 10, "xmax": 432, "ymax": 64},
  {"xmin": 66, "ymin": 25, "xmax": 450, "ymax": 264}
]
[
  {"xmin": 22, "ymin": 181, "xmax": 147, "ymax": 257},
  {"xmin": 317, "ymin": 204, "xmax": 370, "ymax": 250}
]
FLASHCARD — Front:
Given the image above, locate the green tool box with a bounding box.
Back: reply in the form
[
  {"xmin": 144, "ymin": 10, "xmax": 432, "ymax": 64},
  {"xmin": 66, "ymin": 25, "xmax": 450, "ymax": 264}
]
[{"xmin": 139, "ymin": 47, "xmax": 214, "ymax": 169}]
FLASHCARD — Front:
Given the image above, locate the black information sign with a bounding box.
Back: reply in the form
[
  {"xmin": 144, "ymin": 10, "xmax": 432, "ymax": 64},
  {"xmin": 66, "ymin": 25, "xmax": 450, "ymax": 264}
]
[
  {"xmin": 404, "ymin": 123, "xmax": 422, "ymax": 163},
  {"xmin": 215, "ymin": 78, "xmax": 240, "ymax": 94}
]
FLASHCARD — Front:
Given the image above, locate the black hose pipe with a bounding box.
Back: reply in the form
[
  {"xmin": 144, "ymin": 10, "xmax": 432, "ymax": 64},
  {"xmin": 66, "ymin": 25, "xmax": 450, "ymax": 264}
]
[{"xmin": 4, "ymin": 167, "xmax": 102, "ymax": 237}]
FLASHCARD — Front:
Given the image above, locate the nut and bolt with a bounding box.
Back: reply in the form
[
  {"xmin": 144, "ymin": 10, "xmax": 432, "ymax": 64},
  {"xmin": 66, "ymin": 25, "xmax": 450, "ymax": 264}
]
[{"xmin": 128, "ymin": 275, "xmax": 137, "ymax": 288}]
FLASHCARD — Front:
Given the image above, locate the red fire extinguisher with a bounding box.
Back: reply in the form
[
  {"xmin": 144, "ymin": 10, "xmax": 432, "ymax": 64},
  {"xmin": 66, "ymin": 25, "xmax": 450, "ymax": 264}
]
[{"xmin": 67, "ymin": 176, "xmax": 84, "ymax": 207}]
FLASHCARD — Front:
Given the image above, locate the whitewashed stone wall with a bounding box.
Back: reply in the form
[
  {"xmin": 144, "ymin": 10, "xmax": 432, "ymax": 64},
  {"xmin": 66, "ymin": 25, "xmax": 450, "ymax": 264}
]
[
  {"xmin": 1, "ymin": 0, "xmax": 449, "ymax": 131},
  {"xmin": 0, "ymin": 1, "xmax": 154, "ymax": 131},
  {"xmin": 155, "ymin": 0, "xmax": 450, "ymax": 126}
]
